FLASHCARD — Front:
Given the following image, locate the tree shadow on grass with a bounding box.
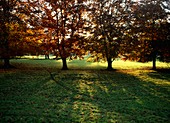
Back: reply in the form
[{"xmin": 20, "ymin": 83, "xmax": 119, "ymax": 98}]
[
  {"xmin": 146, "ymin": 69, "xmax": 170, "ymax": 82},
  {"xmin": 42, "ymin": 70, "xmax": 170, "ymax": 122},
  {"xmin": 90, "ymin": 71, "xmax": 170, "ymax": 122},
  {"xmin": 0, "ymin": 69, "xmax": 170, "ymax": 122},
  {"xmin": 0, "ymin": 69, "xmax": 53, "ymax": 122}
]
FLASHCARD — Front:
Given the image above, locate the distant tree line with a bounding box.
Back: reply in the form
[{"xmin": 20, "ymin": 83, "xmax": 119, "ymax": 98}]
[{"xmin": 0, "ymin": 0, "xmax": 170, "ymax": 70}]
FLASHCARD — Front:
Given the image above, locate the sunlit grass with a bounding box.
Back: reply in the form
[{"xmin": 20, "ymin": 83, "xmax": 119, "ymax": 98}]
[
  {"xmin": 0, "ymin": 59, "xmax": 170, "ymax": 122},
  {"xmin": 69, "ymin": 59, "xmax": 169, "ymax": 69},
  {"xmin": 1, "ymin": 58, "xmax": 168, "ymax": 70}
]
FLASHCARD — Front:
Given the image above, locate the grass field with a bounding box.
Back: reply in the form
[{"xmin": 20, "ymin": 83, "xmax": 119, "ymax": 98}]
[{"xmin": 0, "ymin": 59, "xmax": 170, "ymax": 122}]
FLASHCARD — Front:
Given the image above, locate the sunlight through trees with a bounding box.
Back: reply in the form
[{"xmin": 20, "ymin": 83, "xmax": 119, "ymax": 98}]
[{"xmin": 0, "ymin": 0, "xmax": 170, "ymax": 69}]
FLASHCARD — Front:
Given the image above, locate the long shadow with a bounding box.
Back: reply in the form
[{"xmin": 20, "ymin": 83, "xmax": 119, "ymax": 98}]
[
  {"xmin": 0, "ymin": 69, "xmax": 53, "ymax": 122},
  {"xmin": 147, "ymin": 69, "xmax": 170, "ymax": 82},
  {"xmin": 41, "ymin": 70, "xmax": 170, "ymax": 122},
  {"xmin": 89, "ymin": 70, "xmax": 170, "ymax": 122},
  {"xmin": 1, "ymin": 69, "xmax": 170, "ymax": 122}
]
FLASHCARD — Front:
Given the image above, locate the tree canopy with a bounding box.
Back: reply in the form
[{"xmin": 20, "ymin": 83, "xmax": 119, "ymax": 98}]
[
  {"xmin": 85, "ymin": 0, "xmax": 133, "ymax": 70},
  {"xmin": 0, "ymin": 0, "xmax": 26, "ymax": 68},
  {"xmin": 120, "ymin": 0, "xmax": 170, "ymax": 69},
  {"xmin": 19, "ymin": 0, "xmax": 88, "ymax": 69},
  {"xmin": 1, "ymin": 0, "xmax": 170, "ymax": 69}
]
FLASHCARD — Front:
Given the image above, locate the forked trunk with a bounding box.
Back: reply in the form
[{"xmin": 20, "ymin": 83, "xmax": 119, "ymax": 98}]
[{"xmin": 61, "ymin": 58, "xmax": 68, "ymax": 70}]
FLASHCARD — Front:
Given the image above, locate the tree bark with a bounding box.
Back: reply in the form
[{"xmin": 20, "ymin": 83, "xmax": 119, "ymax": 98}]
[
  {"xmin": 107, "ymin": 57, "xmax": 113, "ymax": 70},
  {"xmin": 152, "ymin": 51, "xmax": 157, "ymax": 70},
  {"xmin": 3, "ymin": 58, "xmax": 11, "ymax": 68},
  {"xmin": 61, "ymin": 58, "xmax": 68, "ymax": 70},
  {"xmin": 2, "ymin": 0, "xmax": 12, "ymax": 69},
  {"xmin": 45, "ymin": 54, "xmax": 49, "ymax": 59}
]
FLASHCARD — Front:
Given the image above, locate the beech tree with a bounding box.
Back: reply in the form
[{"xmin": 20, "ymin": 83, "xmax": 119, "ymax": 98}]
[
  {"xmin": 156, "ymin": 21, "xmax": 170, "ymax": 63},
  {"xmin": 1, "ymin": 0, "xmax": 14, "ymax": 68},
  {"xmin": 21, "ymin": 0, "xmax": 88, "ymax": 70},
  {"xmin": 86, "ymin": 0, "xmax": 132, "ymax": 70},
  {"xmin": 0, "ymin": 0, "xmax": 27, "ymax": 68},
  {"xmin": 121, "ymin": 0, "xmax": 169, "ymax": 69},
  {"xmin": 0, "ymin": 0, "xmax": 46, "ymax": 68}
]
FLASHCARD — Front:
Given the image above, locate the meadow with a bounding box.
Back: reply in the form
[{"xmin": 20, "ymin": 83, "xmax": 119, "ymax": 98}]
[{"xmin": 0, "ymin": 59, "xmax": 170, "ymax": 122}]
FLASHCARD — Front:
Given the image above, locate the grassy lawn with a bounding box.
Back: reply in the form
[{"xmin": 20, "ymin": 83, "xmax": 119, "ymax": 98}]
[{"xmin": 0, "ymin": 59, "xmax": 170, "ymax": 122}]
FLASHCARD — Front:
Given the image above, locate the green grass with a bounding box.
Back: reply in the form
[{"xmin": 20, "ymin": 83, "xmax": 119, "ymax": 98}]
[{"xmin": 0, "ymin": 59, "xmax": 170, "ymax": 122}]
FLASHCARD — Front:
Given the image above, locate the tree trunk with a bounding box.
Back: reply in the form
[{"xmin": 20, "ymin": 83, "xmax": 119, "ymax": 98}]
[
  {"xmin": 152, "ymin": 53, "xmax": 156, "ymax": 70},
  {"xmin": 2, "ymin": 0, "xmax": 11, "ymax": 69},
  {"xmin": 45, "ymin": 54, "xmax": 49, "ymax": 59},
  {"xmin": 3, "ymin": 58, "xmax": 13, "ymax": 69},
  {"xmin": 107, "ymin": 57, "xmax": 113, "ymax": 70},
  {"xmin": 61, "ymin": 58, "xmax": 68, "ymax": 70}
]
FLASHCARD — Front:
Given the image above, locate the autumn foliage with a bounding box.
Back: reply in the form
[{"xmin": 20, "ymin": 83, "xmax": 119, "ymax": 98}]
[{"xmin": 1, "ymin": 0, "xmax": 170, "ymax": 69}]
